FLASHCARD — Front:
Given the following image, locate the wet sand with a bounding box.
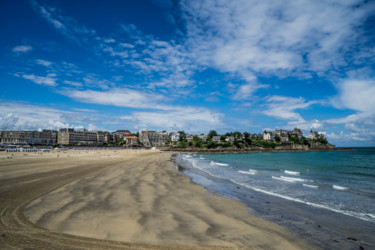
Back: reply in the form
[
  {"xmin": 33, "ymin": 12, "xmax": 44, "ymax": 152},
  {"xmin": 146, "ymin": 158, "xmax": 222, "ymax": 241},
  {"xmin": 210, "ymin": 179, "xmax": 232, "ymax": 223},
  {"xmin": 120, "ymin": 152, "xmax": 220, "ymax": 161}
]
[{"xmin": 1, "ymin": 150, "xmax": 311, "ymax": 249}]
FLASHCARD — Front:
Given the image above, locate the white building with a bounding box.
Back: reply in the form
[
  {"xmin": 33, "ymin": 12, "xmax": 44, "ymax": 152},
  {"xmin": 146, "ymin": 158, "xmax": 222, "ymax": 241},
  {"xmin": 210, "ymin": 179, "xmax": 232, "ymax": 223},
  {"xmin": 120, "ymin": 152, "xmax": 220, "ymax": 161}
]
[
  {"xmin": 225, "ymin": 136, "xmax": 235, "ymax": 142},
  {"xmin": 263, "ymin": 131, "xmax": 273, "ymax": 141},
  {"xmin": 170, "ymin": 132, "xmax": 180, "ymax": 142},
  {"xmin": 212, "ymin": 136, "xmax": 221, "ymax": 143},
  {"xmin": 198, "ymin": 134, "xmax": 207, "ymax": 141},
  {"xmin": 58, "ymin": 128, "xmax": 103, "ymax": 146},
  {"xmin": 310, "ymin": 130, "xmax": 319, "ymax": 140},
  {"xmin": 139, "ymin": 130, "xmax": 169, "ymax": 148}
]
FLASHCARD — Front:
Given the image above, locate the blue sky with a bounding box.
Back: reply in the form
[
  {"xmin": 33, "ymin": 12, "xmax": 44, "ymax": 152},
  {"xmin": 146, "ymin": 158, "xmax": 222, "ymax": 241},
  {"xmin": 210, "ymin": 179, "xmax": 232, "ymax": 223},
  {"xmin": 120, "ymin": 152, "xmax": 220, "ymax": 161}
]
[{"xmin": 1, "ymin": 0, "xmax": 375, "ymax": 146}]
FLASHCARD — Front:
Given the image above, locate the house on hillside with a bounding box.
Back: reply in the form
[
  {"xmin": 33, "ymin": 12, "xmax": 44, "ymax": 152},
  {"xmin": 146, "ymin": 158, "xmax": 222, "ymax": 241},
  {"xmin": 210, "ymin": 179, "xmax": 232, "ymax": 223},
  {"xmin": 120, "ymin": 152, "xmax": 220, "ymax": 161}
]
[
  {"xmin": 170, "ymin": 132, "xmax": 180, "ymax": 142},
  {"xmin": 263, "ymin": 131, "xmax": 274, "ymax": 141},
  {"xmin": 225, "ymin": 136, "xmax": 235, "ymax": 142},
  {"xmin": 126, "ymin": 136, "xmax": 139, "ymax": 148},
  {"xmin": 199, "ymin": 134, "xmax": 207, "ymax": 142},
  {"xmin": 123, "ymin": 132, "xmax": 131, "ymax": 140},
  {"xmin": 139, "ymin": 130, "xmax": 169, "ymax": 148},
  {"xmin": 280, "ymin": 133, "xmax": 289, "ymax": 142},
  {"xmin": 275, "ymin": 129, "xmax": 289, "ymax": 142},
  {"xmin": 310, "ymin": 130, "xmax": 319, "ymax": 140},
  {"xmin": 186, "ymin": 135, "xmax": 195, "ymax": 142},
  {"xmin": 212, "ymin": 136, "xmax": 221, "ymax": 143},
  {"xmin": 293, "ymin": 128, "xmax": 303, "ymax": 139}
]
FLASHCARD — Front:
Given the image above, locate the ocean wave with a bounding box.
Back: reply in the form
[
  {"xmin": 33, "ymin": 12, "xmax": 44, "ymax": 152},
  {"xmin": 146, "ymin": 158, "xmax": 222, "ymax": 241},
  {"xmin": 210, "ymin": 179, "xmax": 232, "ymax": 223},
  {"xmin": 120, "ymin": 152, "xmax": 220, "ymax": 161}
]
[
  {"xmin": 284, "ymin": 170, "xmax": 300, "ymax": 176},
  {"xmin": 179, "ymin": 155, "xmax": 374, "ymax": 223},
  {"xmin": 303, "ymin": 184, "xmax": 319, "ymax": 188},
  {"xmin": 333, "ymin": 185, "xmax": 348, "ymax": 190},
  {"xmin": 210, "ymin": 161, "xmax": 229, "ymax": 167},
  {"xmin": 272, "ymin": 176, "xmax": 309, "ymax": 183},
  {"xmin": 230, "ymin": 180, "xmax": 375, "ymax": 223},
  {"xmin": 239, "ymin": 170, "xmax": 256, "ymax": 175}
]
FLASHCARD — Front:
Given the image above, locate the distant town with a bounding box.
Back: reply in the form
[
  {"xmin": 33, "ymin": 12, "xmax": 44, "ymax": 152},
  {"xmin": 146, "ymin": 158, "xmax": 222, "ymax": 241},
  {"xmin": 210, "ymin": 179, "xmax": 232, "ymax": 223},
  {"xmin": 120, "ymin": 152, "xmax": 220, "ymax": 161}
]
[{"xmin": 0, "ymin": 127, "xmax": 334, "ymax": 151}]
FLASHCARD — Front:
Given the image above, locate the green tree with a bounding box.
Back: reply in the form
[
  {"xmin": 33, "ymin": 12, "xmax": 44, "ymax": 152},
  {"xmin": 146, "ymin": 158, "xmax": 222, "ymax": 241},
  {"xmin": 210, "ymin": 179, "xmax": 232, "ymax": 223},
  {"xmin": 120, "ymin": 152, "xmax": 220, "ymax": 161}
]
[
  {"xmin": 274, "ymin": 134, "xmax": 281, "ymax": 143},
  {"xmin": 233, "ymin": 140, "xmax": 242, "ymax": 148},
  {"xmin": 177, "ymin": 141, "xmax": 188, "ymax": 148},
  {"xmin": 116, "ymin": 137, "xmax": 126, "ymax": 146},
  {"xmin": 317, "ymin": 134, "xmax": 328, "ymax": 144},
  {"xmin": 222, "ymin": 142, "xmax": 233, "ymax": 148},
  {"xmin": 232, "ymin": 131, "xmax": 242, "ymax": 139},
  {"xmin": 206, "ymin": 141, "xmax": 218, "ymax": 149},
  {"xmin": 289, "ymin": 135, "xmax": 301, "ymax": 144},
  {"xmin": 243, "ymin": 132, "xmax": 252, "ymax": 145},
  {"xmin": 192, "ymin": 136, "xmax": 201, "ymax": 148},
  {"xmin": 178, "ymin": 131, "xmax": 186, "ymax": 141}
]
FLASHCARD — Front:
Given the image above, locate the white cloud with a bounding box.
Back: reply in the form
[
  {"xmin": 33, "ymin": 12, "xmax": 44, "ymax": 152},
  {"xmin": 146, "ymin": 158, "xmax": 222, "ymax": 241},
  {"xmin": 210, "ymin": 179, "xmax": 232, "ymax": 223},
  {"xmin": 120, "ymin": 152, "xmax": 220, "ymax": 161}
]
[
  {"xmin": 180, "ymin": 0, "xmax": 375, "ymax": 97},
  {"xmin": 12, "ymin": 45, "xmax": 32, "ymax": 53},
  {"xmin": 36, "ymin": 59, "xmax": 52, "ymax": 67},
  {"xmin": 332, "ymin": 79, "xmax": 375, "ymax": 113},
  {"xmin": 263, "ymin": 96, "xmax": 317, "ymax": 122},
  {"xmin": 30, "ymin": 0, "xmax": 95, "ymax": 42},
  {"xmin": 96, "ymin": 24, "xmax": 195, "ymax": 90},
  {"xmin": 21, "ymin": 74, "xmax": 57, "ymax": 86},
  {"xmin": 233, "ymin": 82, "xmax": 269, "ymax": 100},
  {"xmin": 82, "ymin": 76, "xmax": 115, "ymax": 89},
  {"xmin": 62, "ymin": 88, "xmax": 174, "ymax": 110},
  {"xmin": 63, "ymin": 80, "xmax": 83, "ymax": 87},
  {"xmin": 323, "ymin": 78, "xmax": 375, "ymax": 144},
  {"xmin": 0, "ymin": 103, "xmax": 95, "ymax": 131},
  {"xmin": 120, "ymin": 109, "xmax": 223, "ymax": 132}
]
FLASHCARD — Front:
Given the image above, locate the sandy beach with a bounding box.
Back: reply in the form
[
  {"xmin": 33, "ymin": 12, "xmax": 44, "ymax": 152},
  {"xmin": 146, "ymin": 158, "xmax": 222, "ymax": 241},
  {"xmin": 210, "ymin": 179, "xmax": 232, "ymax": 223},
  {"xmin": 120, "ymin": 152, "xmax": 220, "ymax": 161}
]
[{"xmin": 0, "ymin": 149, "xmax": 312, "ymax": 249}]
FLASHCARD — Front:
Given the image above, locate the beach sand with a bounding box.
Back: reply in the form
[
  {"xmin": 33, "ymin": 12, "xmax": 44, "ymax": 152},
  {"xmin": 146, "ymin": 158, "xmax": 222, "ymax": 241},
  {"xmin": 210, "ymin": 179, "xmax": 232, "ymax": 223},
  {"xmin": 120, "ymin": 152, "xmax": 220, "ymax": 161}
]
[{"xmin": 0, "ymin": 149, "xmax": 312, "ymax": 249}]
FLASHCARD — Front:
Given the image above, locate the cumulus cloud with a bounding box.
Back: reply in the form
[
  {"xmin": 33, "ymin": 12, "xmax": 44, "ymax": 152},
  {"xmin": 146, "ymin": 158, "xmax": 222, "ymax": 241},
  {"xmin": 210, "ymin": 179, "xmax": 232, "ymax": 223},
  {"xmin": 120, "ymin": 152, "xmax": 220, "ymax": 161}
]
[
  {"xmin": 62, "ymin": 88, "xmax": 174, "ymax": 110},
  {"xmin": 99, "ymin": 27, "xmax": 194, "ymax": 90},
  {"xmin": 63, "ymin": 80, "xmax": 83, "ymax": 87},
  {"xmin": 183, "ymin": 0, "xmax": 373, "ymax": 73},
  {"xmin": 263, "ymin": 96, "xmax": 317, "ymax": 122},
  {"xmin": 326, "ymin": 78, "xmax": 375, "ymax": 143},
  {"xmin": 36, "ymin": 59, "xmax": 52, "ymax": 67},
  {"xmin": 332, "ymin": 79, "xmax": 375, "ymax": 113},
  {"xmin": 21, "ymin": 74, "xmax": 57, "ymax": 86},
  {"xmin": 233, "ymin": 82, "xmax": 269, "ymax": 100},
  {"xmin": 12, "ymin": 45, "xmax": 32, "ymax": 53},
  {"xmin": 120, "ymin": 109, "xmax": 223, "ymax": 132},
  {"xmin": 0, "ymin": 103, "xmax": 97, "ymax": 131},
  {"xmin": 180, "ymin": 0, "xmax": 375, "ymax": 97}
]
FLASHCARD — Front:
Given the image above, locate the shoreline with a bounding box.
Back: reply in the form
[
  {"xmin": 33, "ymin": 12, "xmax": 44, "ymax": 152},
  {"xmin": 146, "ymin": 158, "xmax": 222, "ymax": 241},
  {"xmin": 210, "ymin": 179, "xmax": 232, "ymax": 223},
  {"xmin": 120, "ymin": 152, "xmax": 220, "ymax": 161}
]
[
  {"xmin": 164, "ymin": 147, "xmax": 352, "ymax": 154},
  {"xmin": 1, "ymin": 150, "xmax": 312, "ymax": 249},
  {"xmin": 175, "ymin": 152, "xmax": 375, "ymax": 250}
]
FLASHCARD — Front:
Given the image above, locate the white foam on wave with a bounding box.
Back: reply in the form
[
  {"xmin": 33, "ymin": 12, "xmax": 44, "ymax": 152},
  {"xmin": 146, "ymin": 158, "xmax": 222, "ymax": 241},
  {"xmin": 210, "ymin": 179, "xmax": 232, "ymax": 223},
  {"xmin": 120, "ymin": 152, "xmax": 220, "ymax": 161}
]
[
  {"xmin": 272, "ymin": 176, "xmax": 296, "ymax": 182},
  {"xmin": 229, "ymin": 180, "xmax": 375, "ymax": 223},
  {"xmin": 187, "ymin": 160, "xmax": 227, "ymax": 181},
  {"xmin": 303, "ymin": 184, "xmax": 319, "ymax": 189},
  {"xmin": 272, "ymin": 176, "xmax": 309, "ymax": 183},
  {"xmin": 210, "ymin": 161, "xmax": 229, "ymax": 166},
  {"xmin": 333, "ymin": 185, "xmax": 348, "ymax": 190},
  {"xmin": 239, "ymin": 170, "xmax": 256, "ymax": 175},
  {"xmin": 179, "ymin": 156, "xmax": 375, "ymax": 223},
  {"xmin": 284, "ymin": 170, "xmax": 300, "ymax": 176},
  {"xmin": 199, "ymin": 157, "xmax": 205, "ymax": 160}
]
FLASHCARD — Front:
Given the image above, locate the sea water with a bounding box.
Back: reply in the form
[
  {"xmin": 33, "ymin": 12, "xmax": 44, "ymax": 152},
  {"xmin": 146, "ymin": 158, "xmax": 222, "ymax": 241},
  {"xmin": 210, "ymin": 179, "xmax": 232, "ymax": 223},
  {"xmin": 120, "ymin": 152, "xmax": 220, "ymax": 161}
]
[{"xmin": 178, "ymin": 148, "xmax": 375, "ymax": 223}]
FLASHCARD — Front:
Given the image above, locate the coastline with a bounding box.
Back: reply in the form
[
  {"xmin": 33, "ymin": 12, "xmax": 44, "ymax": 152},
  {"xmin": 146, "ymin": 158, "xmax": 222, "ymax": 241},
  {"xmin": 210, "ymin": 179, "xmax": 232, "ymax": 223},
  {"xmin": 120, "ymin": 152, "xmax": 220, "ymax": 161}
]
[
  {"xmin": 163, "ymin": 147, "xmax": 352, "ymax": 154},
  {"xmin": 175, "ymin": 152, "xmax": 375, "ymax": 250},
  {"xmin": 1, "ymin": 150, "xmax": 311, "ymax": 249}
]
